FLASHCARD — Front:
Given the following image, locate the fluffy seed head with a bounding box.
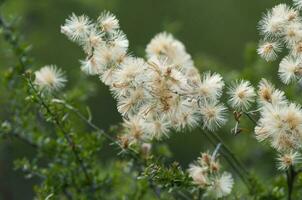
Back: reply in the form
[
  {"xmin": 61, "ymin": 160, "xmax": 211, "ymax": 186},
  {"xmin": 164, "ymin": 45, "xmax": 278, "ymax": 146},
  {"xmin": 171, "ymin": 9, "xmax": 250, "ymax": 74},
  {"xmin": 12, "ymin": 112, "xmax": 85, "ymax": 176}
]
[
  {"xmin": 206, "ymin": 172, "xmax": 234, "ymax": 199},
  {"xmin": 277, "ymin": 151, "xmax": 302, "ymax": 170},
  {"xmin": 257, "ymin": 41, "xmax": 281, "ymax": 61},
  {"xmin": 34, "ymin": 65, "xmax": 67, "ymax": 91},
  {"xmin": 278, "ymin": 56, "xmax": 302, "ymax": 84},
  {"xmin": 61, "ymin": 13, "xmax": 92, "ymax": 42},
  {"xmin": 200, "ymin": 102, "xmax": 227, "ymax": 131},
  {"xmin": 97, "ymin": 11, "xmax": 119, "ymax": 33},
  {"xmin": 228, "ymin": 80, "xmax": 256, "ymax": 110}
]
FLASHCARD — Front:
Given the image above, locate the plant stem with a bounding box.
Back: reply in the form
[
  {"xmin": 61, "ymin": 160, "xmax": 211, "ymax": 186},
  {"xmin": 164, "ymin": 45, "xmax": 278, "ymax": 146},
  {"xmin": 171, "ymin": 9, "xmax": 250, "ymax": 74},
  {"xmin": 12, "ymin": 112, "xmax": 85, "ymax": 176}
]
[
  {"xmin": 201, "ymin": 128, "xmax": 252, "ymax": 191},
  {"xmin": 10, "ymin": 131, "xmax": 38, "ymax": 148},
  {"xmin": 243, "ymin": 112, "xmax": 257, "ymax": 125},
  {"xmin": 286, "ymin": 166, "xmax": 296, "ymax": 200},
  {"xmin": 28, "ymin": 79, "xmax": 92, "ymax": 185}
]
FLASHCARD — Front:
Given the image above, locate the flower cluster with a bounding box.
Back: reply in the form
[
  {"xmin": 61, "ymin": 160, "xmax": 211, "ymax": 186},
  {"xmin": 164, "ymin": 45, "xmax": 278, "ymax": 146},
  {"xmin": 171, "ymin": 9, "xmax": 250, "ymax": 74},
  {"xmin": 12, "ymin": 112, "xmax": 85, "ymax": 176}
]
[
  {"xmin": 188, "ymin": 151, "xmax": 234, "ymax": 199},
  {"xmin": 61, "ymin": 12, "xmax": 228, "ymax": 143},
  {"xmin": 258, "ymin": 2, "xmax": 302, "ymax": 84},
  {"xmin": 254, "ymin": 79, "xmax": 302, "ymax": 169}
]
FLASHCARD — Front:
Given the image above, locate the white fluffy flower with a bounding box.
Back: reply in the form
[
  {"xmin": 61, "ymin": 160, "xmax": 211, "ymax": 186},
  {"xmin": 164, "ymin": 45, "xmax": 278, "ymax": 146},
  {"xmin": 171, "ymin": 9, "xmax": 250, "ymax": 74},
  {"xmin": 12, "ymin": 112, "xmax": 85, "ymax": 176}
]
[
  {"xmin": 257, "ymin": 41, "xmax": 281, "ymax": 61},
  {"xmin": 61, "ymin": 13, "xmax": 92, "ymax": 42},
  {"xmin": 278, "ymin": 56, "xmax": 302, "ymax": 84},
  {"xmin": 80, "ymin": 28, "xmax": 104, "ymax": 54},
  {"xmin": 200, "ymin": 102, "xmax": 227, "ymax": 131},
  {"xmin": 228, "ymin": 80, "xmax": 256, "ymax": 110},
  {"xmin": 259, "ymin": 4, "xmax": 299, "ymax": 38},
  {"xmin": 255, "ymin": 126, "xmax": 271, "ymax": 142},
  {"xmin": 145, "ymin": 116, "xmax": 171, "ymax": 139},
  {"xmin": 34, "ymin": 65, "xmax": 67, "ymax": 91},
  {"xmin": 117, "ymin": 88, "xmax": 145, "ymax": 115},
  {"xmin": 283, "ymin": 21, "xmax": 302, "ymax": 45},
  {"xmin": 80, "ymin": 57, "xmax": 102, "ymax": 75},
  {"xmin": 97, "ymin": 11, "xmax": 119, "ymax": 33},
  {"xmin": 112, "ymin": 57, "xmax": 146, "ymax": 89},
  {"xmin": 207, "ymin": 173, "xmax": 234, "ymax": 199},
  {"xmin": 277, "ymin": 151, "xmax": 302, "ymax": 170},
  {"xmin": 109, "ymin": 30, "xmax": 129, "ymax": 50},
  {"xmin": 146, "ymin": 32, "xmax": 194, "ymax": 69},
  {"xmin": 94, "ymin": 45, "xmax": 127, "ymax": 69},
  {"xmin": 257, "ymin": 79, "xmax": 287, "ymax": 106},
  {"xmin": 172, "ymin": 102, "xmax": 201, "ymax": 131},
  {"xmin": 259, "ymin": 8, "xmax": 286, "ymax": 37},
  {"xmin": 188, "ymin": 151, "xmax": 234, "ymax": 199},
  {"xmin": 188, "ymin": 164, "xmax": 208, "ymax": 187},
  {"xmin": 197, "ymin": 72, "xmax": 224, "ymax": 101},
  {"xmin": 258, "ymin": 103, "xmax": 302, "ymax": 151},
  {"xmin": 123, "ymin": 116, "xmax": 147, "ymax": 143}
]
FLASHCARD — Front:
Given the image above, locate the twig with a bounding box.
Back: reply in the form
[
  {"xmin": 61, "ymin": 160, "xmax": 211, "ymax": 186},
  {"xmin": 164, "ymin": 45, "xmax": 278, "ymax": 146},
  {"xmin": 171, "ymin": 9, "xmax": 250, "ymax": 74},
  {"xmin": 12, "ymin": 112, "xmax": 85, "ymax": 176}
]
[
  {"xmin": 201, "ymin": 128, "xmax": 252, "ymax": 191},
  {"xmin": 243, "ymin": 112, "xmax": 257, "ymax": 125},
  {"xmin": 10, "ymin": 131, "xmax": 38, "ymax": 148},
  {"xmin": 27, "ymin": 79, "xmax": 92, "ymax": 185},
  {"xmin": 286, "ymin": 165, "xmax": 297, "ymax": 200}
]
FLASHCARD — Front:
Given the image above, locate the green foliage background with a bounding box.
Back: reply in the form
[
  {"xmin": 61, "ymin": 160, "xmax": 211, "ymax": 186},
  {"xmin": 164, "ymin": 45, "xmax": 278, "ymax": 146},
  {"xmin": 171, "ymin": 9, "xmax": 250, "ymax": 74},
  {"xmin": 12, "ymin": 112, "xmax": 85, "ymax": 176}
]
[{"xmin": 0, "ymin": 0, "xmax": 298, "ymax": 199}]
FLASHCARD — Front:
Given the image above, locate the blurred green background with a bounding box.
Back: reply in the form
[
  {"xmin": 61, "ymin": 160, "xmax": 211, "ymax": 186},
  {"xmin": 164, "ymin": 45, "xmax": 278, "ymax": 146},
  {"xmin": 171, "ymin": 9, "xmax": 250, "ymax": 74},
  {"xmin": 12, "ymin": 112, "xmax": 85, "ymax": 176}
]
[{"xmin": 0, "ymin": 0, "xmax": 293, "ymax": 199}]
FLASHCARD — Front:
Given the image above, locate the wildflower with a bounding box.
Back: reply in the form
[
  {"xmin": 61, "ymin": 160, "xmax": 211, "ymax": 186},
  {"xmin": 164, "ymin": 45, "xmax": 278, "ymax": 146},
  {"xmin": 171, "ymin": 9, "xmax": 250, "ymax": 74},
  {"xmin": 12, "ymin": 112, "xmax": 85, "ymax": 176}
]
[
  {"xmin": 109, "ymin": 30, "xmax": 129, "ymax": 50},
  {"xmin": 96, "ymin": 45, "xmax": 127, "ymax": 69},
  {"xmin": 257, "ymin": 103, "xmax": 302, "ymax": 151},
  {"xmin": 34, "ymin": 65, "xmax": 67, "ymax": 91},
  {"xmin": 259, "ymin": 6, "xmax": 286, "ymax": 37},
  {"xmin": 277, "ymin": 151, "xmax": 302, "ymax": 170},
  {"xmin": 254, "ymin": 126, "xmax": 271, "ymax": 142},
  {"xmin": 80, "ymin": 57, "xmax": 102, "ymax": 75},
  {"xmin": 257, "ymin": 79, "xmax": 287, "ymax": 106},
  {"xmin": 116, "ymin": 88, "xmax": 145, "ymax": 115},
  {"xmin": 207, "ymin": 172, "xmax": 234, "ymax": 199},
  {"xmin": 200, "ymin": 102, "xmax": 227, "ymax": 131},
  {"xmin": 278, "ymin": 56, "xmax": 302, "ymax": 84},
  {"xmin": 97, "ymin": 11, "xmax": 120, "ymax": 33},
  {"xmin": 257, "ymin": 40, "xmax": 281, "ymax": 61},
  {"xmin": 123, "ymin": 116, "xmax": 147, "ymax": 144},
  {"xmin": 188, "ymin": 150, "xmax": 234, "ymax": 199},
  {"xmin": 171, "ymin": 101, "xmax": 201, "ymax": 131},
  {"xmin": 80, "ymin": 28, "xmax": 104, "ymax": 54},
  {"xmin": 196, "ymin": 72, "xmax": 224, "ymax": 101},
  {"xmin": 283, "ymin": 21, "xmax": 302, "ymax": 45},
  {"xmin": 112, "ymin": 57, "xmax": 146, "ymax": 90},
  {"xmin": 61, "ymin": 13, "xmax": 92, "ymax": 42},
  {"xmin": 62, "ymin": 12, "xmax": 228, "ymax": 141},
  {"xmin": 228, "ymin": 80, "xmax": 256, "ymax": 110},
  {"xmin": 188, "ymin": 164, "xmax": 208, "ymax": 187},
  {"xmin": 146, "ymin": 32, "xmax": 194, "ymax": 69},
  {"xmin": 145, "ymin": 116, "xmax": 171, "ymax": 139}
]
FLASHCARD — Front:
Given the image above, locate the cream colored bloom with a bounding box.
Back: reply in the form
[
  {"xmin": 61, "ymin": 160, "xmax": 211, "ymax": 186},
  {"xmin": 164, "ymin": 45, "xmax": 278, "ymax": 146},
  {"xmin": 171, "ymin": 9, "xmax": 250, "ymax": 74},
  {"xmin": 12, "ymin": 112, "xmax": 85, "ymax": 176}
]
[
  {"xmin": 257, "ymin": 41, "xmax": 281, "ymax": 61},
  {"xmin": 228, "ymin": 80, "xmax": 256, "ymax": 110},
  {"xmin": 277, "ymin": 151, "xmax": 302, "ymax": 170},
  {"xmin": 34, "ymin": 65, "xmax": 66, "ymax": 91}
]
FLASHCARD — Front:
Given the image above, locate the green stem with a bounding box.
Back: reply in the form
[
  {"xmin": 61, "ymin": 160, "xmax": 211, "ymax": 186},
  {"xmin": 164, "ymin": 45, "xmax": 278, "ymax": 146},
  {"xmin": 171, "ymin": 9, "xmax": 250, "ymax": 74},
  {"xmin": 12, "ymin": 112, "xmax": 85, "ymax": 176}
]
[
  {"xmin": 286, "ymin": 166, "xmax": 297, "ymax": 200},
  {"xmin": 243, "ymin": 112, "xmax": 257, "ymax": 125},
  {"xmin": 202, "ymin": 128, "xmax": 252, "ymax": 191},
  {"xmin": 28, "ymin": 79, "xmax": 92, "ymax": 185}
]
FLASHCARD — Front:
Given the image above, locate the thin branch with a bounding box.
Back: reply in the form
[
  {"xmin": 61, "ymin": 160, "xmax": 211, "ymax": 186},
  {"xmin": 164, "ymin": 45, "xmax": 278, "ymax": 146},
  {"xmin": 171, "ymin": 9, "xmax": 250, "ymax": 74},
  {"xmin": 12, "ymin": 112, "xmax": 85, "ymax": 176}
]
[
  {"xmin": 286, "ymin": 165, "xmax": 297, "ymax": 200},
  {"xmin": 27, "ymin": 79, "xmax": 92, "ymax": 184},
  {"xmin": 243, "ymin": 112, "xmax": 257, "ymax": 125},
  {"xmin": 9, "ymin": 131, "xmax": 38, "ymax": 148},
  {"xmin": 201, "ymin": 128, "xmax": 252, "ymax": 191}
]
